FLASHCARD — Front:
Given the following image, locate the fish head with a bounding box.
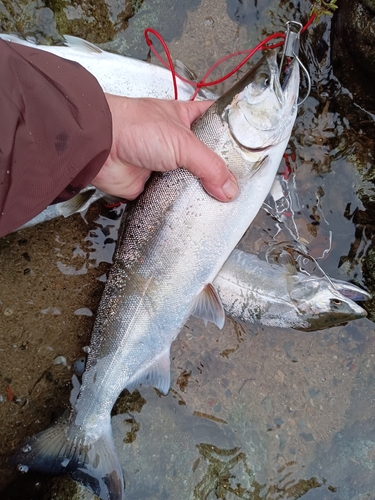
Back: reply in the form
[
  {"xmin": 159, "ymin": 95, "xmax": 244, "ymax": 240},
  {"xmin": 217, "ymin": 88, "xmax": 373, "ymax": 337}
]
[
  {"xmin": 220, "ymin": 49, "xmax": 300, "ymax": 155},
  {"xmin": 288, "ymin": 276, "xmax": 367, "ymax": 331}
]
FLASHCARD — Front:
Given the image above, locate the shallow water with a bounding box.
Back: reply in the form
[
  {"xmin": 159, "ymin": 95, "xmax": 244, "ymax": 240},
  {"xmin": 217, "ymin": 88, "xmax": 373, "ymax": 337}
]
[{"xmin": 0, "ymin": 0, "xmax": 375, "ymax": 499}]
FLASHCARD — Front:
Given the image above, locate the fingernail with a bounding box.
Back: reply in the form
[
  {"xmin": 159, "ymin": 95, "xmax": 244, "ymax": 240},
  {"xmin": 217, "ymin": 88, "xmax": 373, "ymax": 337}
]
[{"xmin": 221, "ymin": 177, "xmax": 239, "ymax": 200}]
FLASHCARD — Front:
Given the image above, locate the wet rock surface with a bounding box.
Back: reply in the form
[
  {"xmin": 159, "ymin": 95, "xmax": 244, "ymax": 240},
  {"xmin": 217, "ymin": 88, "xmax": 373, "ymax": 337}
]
[
  {"xmin": 1, "ymin": 0, "xmax": 375, "ymax": 499},
  {"xmin": 331, "ymin": 0, "xmax": 375, "ymax": 117}
]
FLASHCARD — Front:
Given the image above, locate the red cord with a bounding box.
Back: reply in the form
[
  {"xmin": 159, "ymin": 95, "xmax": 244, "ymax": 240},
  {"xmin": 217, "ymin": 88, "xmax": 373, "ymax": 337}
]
[
  {"xmin": 189, "ymin": 32, "xmax": 285, "ymax": 100},
  {"xmin": 144, "ymin": 12, "xmax": 315, "ymax": 101},
  {"xmin": 144, "ymin": 28, "xmax": 179, "ymax": 100},
  {"xmin": 301, "ymin": 12, "xmax": 316, "ymax": 32}
]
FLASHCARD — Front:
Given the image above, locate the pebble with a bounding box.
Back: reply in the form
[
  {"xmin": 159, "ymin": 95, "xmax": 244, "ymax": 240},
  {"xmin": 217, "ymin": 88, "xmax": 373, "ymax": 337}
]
[
  {"xmin": 53, "ymin": 355, "xmax": 67, "ymax": 366},
  {"xmin": 74, "ymin": 307, "xmax": 93, "ymax": 317}
]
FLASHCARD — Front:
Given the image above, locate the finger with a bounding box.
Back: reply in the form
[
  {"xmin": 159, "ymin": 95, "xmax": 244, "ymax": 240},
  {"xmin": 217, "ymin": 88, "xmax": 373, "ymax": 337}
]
[
  {"xmin": 91, "ymin": 159, "xmax": 151, "ymax": 199},
  {"xmin": 180, "ymin": 133, "xmax": 239, "ymax": 202},
  {"xmin": 181, "ymin": 100, "xmax": 214, "ymax": 124},
  {"xmin": 202, "ymin": 173, "xmax": 239, "ymax": 202}
]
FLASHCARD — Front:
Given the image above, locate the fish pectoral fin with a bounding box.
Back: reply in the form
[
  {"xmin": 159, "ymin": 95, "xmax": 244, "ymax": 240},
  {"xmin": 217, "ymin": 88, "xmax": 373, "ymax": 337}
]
[
  {"xmin": 190, "ymin": 284, "xmax": 226, "ymax": 329},
  {"xmin": 278, "ymin": 250, "xmax": 298, "ymax": 275},
  {"xmin": 125, "ymin": 347, "xmax": 171, "ymax": 395}
]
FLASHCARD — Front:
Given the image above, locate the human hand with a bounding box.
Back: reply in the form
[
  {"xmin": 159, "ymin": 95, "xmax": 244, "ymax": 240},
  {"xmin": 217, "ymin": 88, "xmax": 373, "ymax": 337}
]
[{"xmin": 91, "ymin": 95, "xmax": 238, "ymax": 201}]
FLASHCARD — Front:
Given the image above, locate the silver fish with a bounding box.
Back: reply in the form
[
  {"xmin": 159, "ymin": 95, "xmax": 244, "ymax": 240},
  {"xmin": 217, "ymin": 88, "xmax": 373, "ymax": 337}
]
[
  {"xmin": 11, "ymin": 51, "xmax": 300, "ymax": 499},
  {"xmin": 214, "ymin": 249, "xmax": 368, "ymax": 331},
  {"xmin": 0, "ymin": 33, "xmax": 217, "ymax": 101},
  {"xmin": 0, "ymin": 33, "xmax": 216, "ymax": 231},
  {"xmin": 15, "ymin": 186, "xmax": 110, "ymax": 231}
]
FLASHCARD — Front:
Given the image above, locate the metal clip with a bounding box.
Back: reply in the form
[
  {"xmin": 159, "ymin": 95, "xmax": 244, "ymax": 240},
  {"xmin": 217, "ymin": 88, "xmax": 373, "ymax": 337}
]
[
  {"xmin": 279, "ymin": 21, "xmax": 311, "ymax": 106},
  {"xmin": 279, "ymin": 21, "xmax": 302, "ymax": 69}
]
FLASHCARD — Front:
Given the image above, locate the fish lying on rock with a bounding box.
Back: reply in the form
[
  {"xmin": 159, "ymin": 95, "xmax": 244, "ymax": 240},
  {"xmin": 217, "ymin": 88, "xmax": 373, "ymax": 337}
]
[
  {"xmin": 10, "ymin": 48, "xmax": 300, "ymax": 499},
  {"xmin": 0, "ymin": 33, "xmax": 217, "ymax": 101},
  {"xmin": 214, "ymin": 249, "xmax": 368, "ymax": 331}
]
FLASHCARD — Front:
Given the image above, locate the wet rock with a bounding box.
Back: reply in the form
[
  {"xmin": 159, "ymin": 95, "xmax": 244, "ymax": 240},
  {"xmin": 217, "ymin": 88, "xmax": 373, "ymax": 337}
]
[
  {"xmin": 0, "ymin": 1, "xmax": 63, "ymax": 44},
  {"xmin": 225, "ymin": 0, "xmax": 258, "ymax": 26},
  {"xmin": 308, "ymin": 417, "xmax": 375, "ymax": 499},
  {"xmin": 362, "ymin": 0, "xmax": 375, "ymax": 13},
  {"xmin": 331, "ymin": 0, "xmax": 375, "ymax": 123},
  {"xmin": 0, "ymin": 0, "xmax": 138, "ymax": 45},
  {"xmin": 99, "ymin": 0, "xmax": 202, "ymax": 60}
]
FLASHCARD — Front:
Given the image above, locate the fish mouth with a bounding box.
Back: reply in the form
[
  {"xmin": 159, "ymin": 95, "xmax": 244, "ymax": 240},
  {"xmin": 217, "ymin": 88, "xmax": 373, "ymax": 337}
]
[
  {"xmin": 270, "ymin": 52, "xmax": 299, "ymax": 109},
  {"xmin": 224, "ymin": 50, "xmax": 300, "ymax": 150},
  {"xmin": 279, "ymin": 57, "xmax": 297, "ymax": 92},
  {"xmin": 303, "ymin": 312, "xmax": 366, "ymax": 332}
]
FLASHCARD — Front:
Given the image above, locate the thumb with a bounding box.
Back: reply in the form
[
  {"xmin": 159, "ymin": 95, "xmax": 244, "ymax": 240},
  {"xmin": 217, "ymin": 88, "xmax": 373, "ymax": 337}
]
[{"xmin": 182, "ymin": 133, "xmax": 239, "ymax": 202}]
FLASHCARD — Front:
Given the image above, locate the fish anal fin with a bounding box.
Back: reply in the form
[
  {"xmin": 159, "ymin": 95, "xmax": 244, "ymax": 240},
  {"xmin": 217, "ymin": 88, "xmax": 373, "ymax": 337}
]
[
  {"xmin": 190, "ymin": 283, "xmax": 226, "ymax": 329},
  {"xmin": 125, "ymin": 348, "xmax": 171, "ymax": 395}
]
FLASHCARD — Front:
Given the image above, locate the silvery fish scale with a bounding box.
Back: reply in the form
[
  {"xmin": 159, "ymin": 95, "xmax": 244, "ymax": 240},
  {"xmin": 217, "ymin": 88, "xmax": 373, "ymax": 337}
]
[{"xmin": 75, "ymin": 52, "xmax": 300, "ymax": 434}]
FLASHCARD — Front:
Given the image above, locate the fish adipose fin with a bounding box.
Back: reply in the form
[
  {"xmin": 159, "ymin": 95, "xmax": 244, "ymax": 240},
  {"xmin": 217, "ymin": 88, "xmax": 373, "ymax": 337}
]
[
  {"xmin": 125, "ymin": 347, "xmax": 171, "ymax": 395},
  {"xmin": 190, "ymin": 284, "xmax": 226, "ymax": 329},
  {"xmin": 10, "ymin": 421, "xmax": 124, "ymax": 500}
]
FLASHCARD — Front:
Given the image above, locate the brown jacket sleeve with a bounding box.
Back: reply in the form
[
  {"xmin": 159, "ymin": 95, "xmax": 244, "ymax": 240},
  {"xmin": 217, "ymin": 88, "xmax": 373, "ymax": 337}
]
[{"xmin": 0, "ymin": 39, "xmax": 112, "ymax": 237}]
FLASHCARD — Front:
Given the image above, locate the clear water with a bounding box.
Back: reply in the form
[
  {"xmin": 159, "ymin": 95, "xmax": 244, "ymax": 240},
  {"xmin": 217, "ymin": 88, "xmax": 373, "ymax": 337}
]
[{"xmin": 0, "ymin": 0, "xmax": 374, "ymax": 499}]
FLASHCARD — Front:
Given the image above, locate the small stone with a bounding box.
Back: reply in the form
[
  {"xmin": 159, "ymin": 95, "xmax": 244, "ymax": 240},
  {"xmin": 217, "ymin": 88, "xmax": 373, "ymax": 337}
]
[
  {"xmin": 53, "ymin": 355, "xmax": 67, "ymax": 366},
  {"xmin": 299, "ymin": 432, "xmax": 314, "ymax": 442},
  {"xmin": 74, "ymin": 307, "xmax": 93, "ymax": 317},
  {"xmin": 40, "ymin": 306, "xmax": 61, "ymax": 315}
]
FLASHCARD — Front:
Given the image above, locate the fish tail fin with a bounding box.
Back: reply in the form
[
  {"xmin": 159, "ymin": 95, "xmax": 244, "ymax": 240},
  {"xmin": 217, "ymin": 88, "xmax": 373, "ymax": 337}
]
[{"xmin": 9, "ymin": 420, "xmax": 124, "ymax": 500}]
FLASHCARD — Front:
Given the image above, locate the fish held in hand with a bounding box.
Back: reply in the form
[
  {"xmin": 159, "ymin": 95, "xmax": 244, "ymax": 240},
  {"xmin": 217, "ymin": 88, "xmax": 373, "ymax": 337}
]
[{"xmin": 10, "ymin": 51, "xmax": 300, "ymax": 499}]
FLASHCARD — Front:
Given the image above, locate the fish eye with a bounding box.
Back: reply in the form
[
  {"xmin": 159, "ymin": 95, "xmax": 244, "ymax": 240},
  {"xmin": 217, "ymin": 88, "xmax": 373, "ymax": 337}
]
[
  {"xmin": 255, "ymin": 73, "xmax": 271, "ymax": 88},
  {"xmin": 331, "ymin": 298, "xmax": 342, "ymax": 306}
]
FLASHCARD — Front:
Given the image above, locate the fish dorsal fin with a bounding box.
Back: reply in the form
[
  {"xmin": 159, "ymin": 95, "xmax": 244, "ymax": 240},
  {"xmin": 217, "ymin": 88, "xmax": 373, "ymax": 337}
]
[
  {"xmin": 190, "ymin": 284, "xmax": 226, "ymax": 329},
  {"xmin": 63, "ymin": 34, "xmax": 102, "ymax": 53},
  {"xmin": 174, "ymin": 60, "xmax": 219, "ymax": 99},
  {"xmin": 175, "ymin": 59, "xmax": 198, "ymax": 82},
  {"xmin": 278, "ymin": 250, "xmax": 297, "ymax": 275},
  {"xmin": 125, "ymin": 347, "xmax": 171, "ymax": 395}
]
